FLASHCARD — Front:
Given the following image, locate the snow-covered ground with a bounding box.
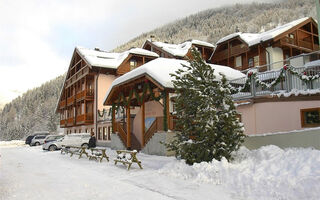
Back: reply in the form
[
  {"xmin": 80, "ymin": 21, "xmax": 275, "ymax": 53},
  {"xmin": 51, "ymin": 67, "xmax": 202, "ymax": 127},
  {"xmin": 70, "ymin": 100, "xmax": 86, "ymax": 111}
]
[{"xmin": 1, "ymin": 141, "xmax": 320, "ymax": 200}]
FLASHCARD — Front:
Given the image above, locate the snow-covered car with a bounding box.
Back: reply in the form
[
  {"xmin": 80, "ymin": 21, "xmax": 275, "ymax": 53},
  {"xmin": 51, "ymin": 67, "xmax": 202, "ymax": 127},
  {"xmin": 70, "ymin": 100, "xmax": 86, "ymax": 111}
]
[
  {"xmin": 42, "ymin": 133, "xmax": 90, "ymax": 151},
  {"xmin": 30, "ymin": 135, "xmax": 47, "ymax": 146}
]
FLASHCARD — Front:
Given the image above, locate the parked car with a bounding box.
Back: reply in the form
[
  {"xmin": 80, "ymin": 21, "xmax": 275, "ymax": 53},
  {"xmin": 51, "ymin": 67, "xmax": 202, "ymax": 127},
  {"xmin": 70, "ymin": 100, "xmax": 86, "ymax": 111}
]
[
  {"xmin": 43, "ymin": 135, "xmax": 64, "ymax": 144},
  {"xmin": 25, "ymin": 132, "xmax": 49, "ymax": 145},
  {"xmin": 42, "ymin": 137, "xmax": 64, "ymax": 151},
  {"xmin": 30, "ymin": 135, "xmax": 47, "ymax": 146},
  {"xmin": 42, "ymin": 133, "xmax": 90, "ymax": 151}
]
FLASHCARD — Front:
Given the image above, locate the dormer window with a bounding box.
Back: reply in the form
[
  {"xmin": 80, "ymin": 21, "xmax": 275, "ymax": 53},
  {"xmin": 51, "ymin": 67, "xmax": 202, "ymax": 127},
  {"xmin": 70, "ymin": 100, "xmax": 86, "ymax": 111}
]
[{"xmin": 130, "ymin": 59, "xmax": 137, "ymax": 70}]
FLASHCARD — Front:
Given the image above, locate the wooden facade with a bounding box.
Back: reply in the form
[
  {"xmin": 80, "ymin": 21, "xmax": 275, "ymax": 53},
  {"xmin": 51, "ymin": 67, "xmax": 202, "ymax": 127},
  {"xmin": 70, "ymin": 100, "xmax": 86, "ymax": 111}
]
[
  {"xmin": 56, "ymin": 48, "xmax": 158, "ymax": 135},
  {"xmin": 211, "ymin": 17, "xmax": 319, "ymax": 72},
  {"xmin": 143, "ymin": 40, "xmax": 214, "ymax": 62}
]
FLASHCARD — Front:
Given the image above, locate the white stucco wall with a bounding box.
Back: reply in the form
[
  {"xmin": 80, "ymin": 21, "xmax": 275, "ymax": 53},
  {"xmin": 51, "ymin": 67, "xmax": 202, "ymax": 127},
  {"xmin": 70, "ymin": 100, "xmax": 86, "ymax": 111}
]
[
  {"xmin": 237, "ymin": 100, "xmax": 320, "ymax": 135},
  {"xmin": 266, "ymin": 47, "xmax": 284, "ymax": 70}
]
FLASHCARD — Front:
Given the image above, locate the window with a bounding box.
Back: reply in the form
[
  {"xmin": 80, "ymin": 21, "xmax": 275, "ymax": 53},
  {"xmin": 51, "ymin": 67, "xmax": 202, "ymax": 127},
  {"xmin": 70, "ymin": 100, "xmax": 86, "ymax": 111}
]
[
  {"xmin": 108, "ymin": 126, "xmax": 111, "ymax": 140},
  {"xmin": 130, "ymin": 59, "xmax": 137, "ymax": 70},
  {"xmin": 236, "ymin": 56, "xmax": 242, "ymax": 68},
  {"xmin": 103, "ymin": 127, "xmax": 107, "ymax": 140},
  {"xmin": 98, "ymin": 127, "xmax": 102, "ymax": 140},
  {"xmin": 301, "ymin": 108, "xmax": 320, "ymax": 127},
  {"xmin": 248, "ymin": 58, "xmax": 254, "ymax": 67}
]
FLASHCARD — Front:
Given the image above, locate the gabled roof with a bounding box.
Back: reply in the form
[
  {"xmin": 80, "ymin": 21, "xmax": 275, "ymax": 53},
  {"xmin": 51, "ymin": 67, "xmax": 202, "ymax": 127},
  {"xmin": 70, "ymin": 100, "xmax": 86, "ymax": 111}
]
[
  {"xmin": 103, "ymin": 58, "xmax": 245, "ymax": 105},
  {"xmin": 55, "ymin": 47, "xmax": 159, "ymax": 113},
  {"xmin": 143, "ymin": 39, "xmax": 214, "ymax": 58},
  {"xmin": 216, "ymin": 17, "xmax": 311, "ymax": 47},
  {"xmin": 76, "ymin": 46, "xmax": 159, "ymax": 69}
]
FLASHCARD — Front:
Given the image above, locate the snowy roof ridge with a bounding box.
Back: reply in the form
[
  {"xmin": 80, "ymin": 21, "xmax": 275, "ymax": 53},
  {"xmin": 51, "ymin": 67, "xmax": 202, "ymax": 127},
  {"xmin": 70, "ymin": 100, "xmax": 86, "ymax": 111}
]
[
  {"xmin": 76, "ymin": 46, "xmax": 158, "ymax": 69},
  {"xmin": 103, "ymin": 58, "xmax": 245, "ymax": 104},
  {"xmin": 217, "ymin": 17, "xmax": 310, "ymax": 46},
  {"xmin": 149, "ymin": 39, "xmax": 214, "ymax": 57}
]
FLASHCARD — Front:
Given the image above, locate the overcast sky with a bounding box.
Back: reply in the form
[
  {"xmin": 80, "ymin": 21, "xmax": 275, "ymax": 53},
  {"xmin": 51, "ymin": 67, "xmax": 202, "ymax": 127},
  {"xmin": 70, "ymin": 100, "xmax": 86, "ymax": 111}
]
[{"xmin": 0, "ymin": 0, "xmax": 276, "ymax": 108}]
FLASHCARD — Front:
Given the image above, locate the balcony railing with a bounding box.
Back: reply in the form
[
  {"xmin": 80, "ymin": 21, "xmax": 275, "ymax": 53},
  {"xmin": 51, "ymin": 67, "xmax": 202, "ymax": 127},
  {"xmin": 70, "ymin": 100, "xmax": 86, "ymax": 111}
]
[
  {"xmin": 60, "ymin": 119, "xmax": 66, "ymax": 128},
  {"xmin": 66, "ymin": 117, "xmax": 74, "ymax": 126},
  {"xmin": 213, "ymin": 49, "xmax": 228, "ymax": 61},
  {"xmin": 281, "ymin": 36, "xmax": 315, "ymax": 51},
  {"xmin": 76, "ymin": 89, "xmax": 94, "ymax": 102},
  {"xmin": 59, "ymin": 100, "xmax": 66, "ymax": 109},
  {"xmin": 75, "ymin": 113, "xmax": 94, "ymax": 125},
  {"xmin": 231, "ymin": 64, "xmax": 320, "ymax": 100},
  {"xmin": 230, "ymin": 44, "xmax": 248, "ymax": 57},
  {"xmin": 67, "ymin": 96, "xmax": 75, "ymax": 106}
]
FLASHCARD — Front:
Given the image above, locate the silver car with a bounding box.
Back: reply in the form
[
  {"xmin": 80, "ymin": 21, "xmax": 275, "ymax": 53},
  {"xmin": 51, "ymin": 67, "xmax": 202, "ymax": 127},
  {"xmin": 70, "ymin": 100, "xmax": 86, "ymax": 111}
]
[
  {"xmin": 30, "ymin": 135, "xmax": 47, "ymax": 146},
  {"xmin": 42, "ymin": 133, "xmax": 90, "ymax": 151},
  {"xmin": 42, "ymin": 137, "xmax": 64, "ymax": 151}
]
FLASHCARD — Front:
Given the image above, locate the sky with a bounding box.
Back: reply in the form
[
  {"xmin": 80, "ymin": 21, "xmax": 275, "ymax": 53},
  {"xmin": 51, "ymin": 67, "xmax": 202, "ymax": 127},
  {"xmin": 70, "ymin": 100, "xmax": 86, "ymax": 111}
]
[{"xmin": 0, "ymin": 0, "xmax": 276, "ymax": 109}]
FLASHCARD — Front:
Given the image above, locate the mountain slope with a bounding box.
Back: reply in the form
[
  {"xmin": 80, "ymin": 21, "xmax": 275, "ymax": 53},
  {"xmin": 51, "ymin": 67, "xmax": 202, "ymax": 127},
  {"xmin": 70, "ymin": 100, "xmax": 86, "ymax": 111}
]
[
  {"xmin": 113, "ymin": 0, "xmax": 316, "ymax": 52},
  {"xmin": 0, "ymin": 75, "xmax": 65, "ymax": 140}
]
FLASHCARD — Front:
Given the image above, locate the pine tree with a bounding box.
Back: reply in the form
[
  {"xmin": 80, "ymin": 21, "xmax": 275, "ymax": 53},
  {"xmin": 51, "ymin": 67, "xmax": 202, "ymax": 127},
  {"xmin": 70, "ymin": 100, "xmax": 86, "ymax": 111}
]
[{"xmin": 167, "ymin": 48, "xmax": 245, "ymax": 165}]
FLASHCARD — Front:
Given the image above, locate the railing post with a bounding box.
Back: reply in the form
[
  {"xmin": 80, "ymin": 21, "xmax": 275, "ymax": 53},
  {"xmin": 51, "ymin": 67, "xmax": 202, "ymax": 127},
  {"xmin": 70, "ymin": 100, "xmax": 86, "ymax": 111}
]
[
  {"xmin": 285, "ymin": 69, "xmax": 292, "ymax": 92},
  {"xmin": 250, "ymin": 76, "xmax": 256, "ymax": 97}
]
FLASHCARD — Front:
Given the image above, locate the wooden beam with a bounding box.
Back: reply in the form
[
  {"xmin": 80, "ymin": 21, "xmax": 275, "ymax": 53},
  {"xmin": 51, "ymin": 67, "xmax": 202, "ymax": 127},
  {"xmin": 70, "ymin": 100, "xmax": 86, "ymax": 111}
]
[
  {"xmin": 112, "ymin": 106, "xmax": 115, "ymax": 133},
  {"xmin": 126, "ymin": 104, "xmax": 131, "ymax": 149},
  {"xmin": 227, "ymin": 41, "xmax": 230, "ymax": 66},
  {"xmin": 258, "ymin": 45, "xmax": 261, "ymax": 66},
  {"xmin": 311, "ymin": 23, "xmax": 314, "ymax": 50},
  {"xmin": 245, "ymin": 52, "xmax": 248, "ymax": 70},
  {"xmin": 166, "ymin": 91, "xmax": 170, "ymax": 130},
  {"xmin": 141, "ymin": 101, "xmax": 145, "ymax": 147}
]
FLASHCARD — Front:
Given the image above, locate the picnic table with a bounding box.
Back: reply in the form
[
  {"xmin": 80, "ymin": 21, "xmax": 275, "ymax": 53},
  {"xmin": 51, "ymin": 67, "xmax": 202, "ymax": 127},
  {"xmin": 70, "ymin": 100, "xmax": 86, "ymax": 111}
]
[
  {"xmin": 88, "ymin": 147, "xmax": 109, "ymax": 162},
  {"xmin": 114, "ymin": 150, "xmax": 143, "ymax": 170},
  {"xmin": 61, "ymin": 145, "xmax": 88, "ymax": 159}
]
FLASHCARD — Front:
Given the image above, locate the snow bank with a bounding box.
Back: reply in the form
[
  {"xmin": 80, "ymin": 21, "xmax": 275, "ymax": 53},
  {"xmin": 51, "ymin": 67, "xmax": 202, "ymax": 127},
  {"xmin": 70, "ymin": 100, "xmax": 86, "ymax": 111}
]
[
  {"xmin": 158, "ymin": 145, "xmax": 320, "ymax": 200},
  {"xmin": 0, "ymin": 140, "xmax": 25, "ymax": 148}
]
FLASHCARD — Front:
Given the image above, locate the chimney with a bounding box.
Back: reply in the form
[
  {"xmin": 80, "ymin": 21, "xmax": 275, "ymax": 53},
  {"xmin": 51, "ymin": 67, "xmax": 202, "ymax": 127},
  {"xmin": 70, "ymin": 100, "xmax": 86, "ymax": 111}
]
[{"xmin": 150, "ymin": 35, "xmax": 155, "ymax": 42}]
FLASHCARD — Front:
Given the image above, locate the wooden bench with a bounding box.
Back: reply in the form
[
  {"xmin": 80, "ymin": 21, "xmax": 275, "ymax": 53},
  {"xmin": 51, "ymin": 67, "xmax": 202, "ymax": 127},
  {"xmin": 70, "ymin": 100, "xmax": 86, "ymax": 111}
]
[
  {"xmin": 61, "ymin": 145, "xmax": 88, "ymax": 159},
  {"xmin": 114, "ymin": 150, "xmax": 143, "ymax": 170},
  {"xmin": 60, "ymin": 145, "xmax": 70, "ymax": 155},
  {"xmin": 88, "ymin": 147, "xmax": 109, "ymax": 162}
]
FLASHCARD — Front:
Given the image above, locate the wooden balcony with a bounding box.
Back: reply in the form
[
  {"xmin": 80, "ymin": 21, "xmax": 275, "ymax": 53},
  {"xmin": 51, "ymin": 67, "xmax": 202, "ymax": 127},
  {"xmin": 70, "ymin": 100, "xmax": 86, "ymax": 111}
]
[
  {"xmin": 230, "ymin": 44, "xmax": 248, "ymax": 57},
  {"xmin": 213, "ymin": 49, "xmax": 228, "ymax": 62},
  {"xmin": 66, "ymin": 117, "xmax": 74, "ymax": 126},
  {"xmin": 281, "ymin": 36, "xmax": 316, "ymax": 51},
  {"xmin": 76, "ymin": 89, "xmax": 94, "ymax": 102},
  {"xmin": 299, "ymin": 40, "xmax": 313, "ymax": 50},
  {"xmin": 75, "ymin": 113, "xmax": 94, "ymax": 125},
  {"xmin": 67, "ymin": 96, "xmax": 75, "ymax": 106},
  {"xmin": 60, "ymin": 119, "xmax": 66, "ymax": 128},
  {"xmin": 59, "ymin": 100, "xmax": 66, "ymax": 109},
  {"xmin": 65, "ymin": 66, "xmax": 90, "ymax": 88}
]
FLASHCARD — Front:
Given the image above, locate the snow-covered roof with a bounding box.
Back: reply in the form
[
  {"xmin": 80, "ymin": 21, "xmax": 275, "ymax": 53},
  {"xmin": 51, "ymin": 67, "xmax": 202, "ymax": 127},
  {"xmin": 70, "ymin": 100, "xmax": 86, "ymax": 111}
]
[
  {"xmin": 147, "ymin": 39, "xmax": 214, "ymax": 57},
  {"xmin": 103, "ymin": 58, "xmax": 245, "ymax": 104},
  {"xmin": 76, "ymin": 47, "xmax": 158, "ymax": 69},
  {"xmin": 217, "ymin": 17, "xmax": 309, "ymax": 46}
]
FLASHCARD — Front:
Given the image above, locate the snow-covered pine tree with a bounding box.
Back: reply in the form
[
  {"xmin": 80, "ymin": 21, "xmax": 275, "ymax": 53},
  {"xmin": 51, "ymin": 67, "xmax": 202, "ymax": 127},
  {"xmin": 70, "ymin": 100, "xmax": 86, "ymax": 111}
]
[{"xmin": 167, "ymin": 48, "xmax": 245, "ymax": 165}]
